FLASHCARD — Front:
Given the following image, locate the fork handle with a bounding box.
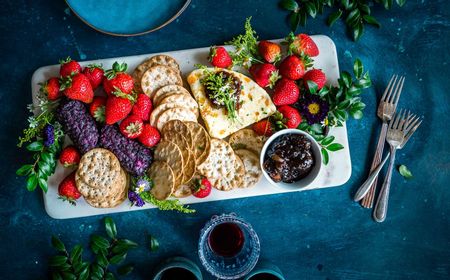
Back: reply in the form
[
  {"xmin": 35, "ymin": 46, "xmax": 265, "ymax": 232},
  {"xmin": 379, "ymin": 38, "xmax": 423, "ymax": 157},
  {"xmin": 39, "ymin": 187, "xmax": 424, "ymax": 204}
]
[
  {"xmin": 353, "ymin": 152, "xmax": 390, "ymax": 202},
  {"xmin": 373, "ymin": 146, "xmax": 397, "ymax": 222},
  {"xmin": 361, "ymin": 122, "xmax": 388, "ymax": 208}
]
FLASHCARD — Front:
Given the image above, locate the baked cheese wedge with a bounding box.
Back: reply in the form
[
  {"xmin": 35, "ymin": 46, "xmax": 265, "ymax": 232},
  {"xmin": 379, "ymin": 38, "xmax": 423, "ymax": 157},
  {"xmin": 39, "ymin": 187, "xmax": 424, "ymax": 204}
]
[{"xmin": 187, "ymin": 68, "xmax": 276, "ymax": 139}]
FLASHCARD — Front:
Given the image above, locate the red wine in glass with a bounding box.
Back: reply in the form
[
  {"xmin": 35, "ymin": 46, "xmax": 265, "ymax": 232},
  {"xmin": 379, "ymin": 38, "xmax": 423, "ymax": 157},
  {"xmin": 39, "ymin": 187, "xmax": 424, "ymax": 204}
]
[
  {"xmin": 160, "ymin": 267, "xmax": 197, "ymax": 280},
  {"xmin": 208, "ymin": 222, "xmax": 244, "ymax": 257}
]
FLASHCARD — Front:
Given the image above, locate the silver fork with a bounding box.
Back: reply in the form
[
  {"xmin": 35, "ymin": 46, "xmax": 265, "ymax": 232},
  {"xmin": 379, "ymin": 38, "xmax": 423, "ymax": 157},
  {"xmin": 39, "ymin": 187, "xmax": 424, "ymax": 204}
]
[
  {"xmin": 360, "ymin": 75, "xmax": 405, "ymax": 208},
  {"xmin": 373, "ymin": 109, "xmax": 421, "ymax": 222}
]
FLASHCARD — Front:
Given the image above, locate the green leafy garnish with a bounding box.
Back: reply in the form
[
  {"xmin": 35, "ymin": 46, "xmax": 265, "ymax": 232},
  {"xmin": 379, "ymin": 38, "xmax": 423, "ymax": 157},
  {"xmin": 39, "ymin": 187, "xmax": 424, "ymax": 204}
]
[
  {"xmin": 140, "ymin": 192, "xmax": 196, "ymax": 214},
  {"xmin": 49, "ymin": 217, "xmax": 138, "ymax": 279},
  {"xmin": 148, "ymin": 235, "xmax": 159, "ymax": 252},
  {"xmin": 399, "ymin": 165, "xmax": 413, "ymax": 179},
  {"xmin": 279, "ymin": 0, "xmax": 406, "ymax": 41}
]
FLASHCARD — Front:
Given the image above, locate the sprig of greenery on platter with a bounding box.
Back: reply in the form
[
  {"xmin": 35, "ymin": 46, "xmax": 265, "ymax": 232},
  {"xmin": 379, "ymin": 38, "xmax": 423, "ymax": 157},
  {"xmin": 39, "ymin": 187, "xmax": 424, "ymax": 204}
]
[
  {"xmin": 49, "ymin": 217, "xmax": 139, "ymax": 280},
  {"xmin": 16, "ymin": 91, "xmax": 64, "ymax": 192},
  {"xmin": 279, "ymin": 0, "xmax": 406, "ymax": 41}
]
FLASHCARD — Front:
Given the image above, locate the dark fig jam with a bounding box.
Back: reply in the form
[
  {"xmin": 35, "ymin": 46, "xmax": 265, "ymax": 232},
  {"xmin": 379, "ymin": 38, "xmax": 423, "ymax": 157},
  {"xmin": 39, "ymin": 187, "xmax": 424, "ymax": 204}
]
[
  {"xmin": 204, "ymin": 71, "xmax": 241, "ymax": 110},
  {"xmin": 263, "ymin": 134, "xmax": 315, "ymax": 183}
]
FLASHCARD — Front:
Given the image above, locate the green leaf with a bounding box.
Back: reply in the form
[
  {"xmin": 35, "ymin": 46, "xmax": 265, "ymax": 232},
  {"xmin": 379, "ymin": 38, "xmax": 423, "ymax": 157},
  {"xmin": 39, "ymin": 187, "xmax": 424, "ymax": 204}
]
[
  {"xmin": 112, "ymin": 239, "xmax": 139, "ymax": 254},
  {"xmin": 16, "ymin": 164, "xmax": 33, "ymax": 176},
  {"xmin": 321, "ymin": 136, "xmax": 335, "ymax": 146},
  {"xmin": 399, "ymin": 165, "xmax": 413, "ymax": 179},
  {"xmin": 340, "ymin": 71, "xmax": 352, "ymax": 88},
  {"xmin": 396, "ymin": 0, "xmax": 406, "ymax": 7},
  {"xmin": 78, "ymin": 265, "xmax": 90, "ymax": 280},
  {"xmin": 91, "ymin": 235, "xmax": 110, "ymax": 249},
  {"xmin": 26, "ymin": 141, "xmax": 43, "ymax": 151},
  {"xmin": 51, "ymin": 236, "xmax": 66, "ymax": 252},
  {"xmin": 307, "ymin": 80, "xmax": 319, "ymax": 94},
  {"xmin": 105, "ymin": 272, "xmax": 116, "ymax": 280},
  {"xmin": 60, "ymin": 272, "xmax": 76, "ymax": 280},
  {"xmin": 321, "ymin": 148, "xmax": 329, "ymax": 165},
  {"xmin": 280, "ymin": 0, "xmax": 299, "ymax": 11},
  {"xmin": 347, "ymin": 85, "xmax": 362, "ymax": 96},
  {"xmin": 96, "ymin": 252, "xmax": 109, "ymax": 268},
  {"xmin": 49, "ymin": 255, "xmax": 68, "ymax": 267},
  {"xmin": 38, "ymin": 161, "xmax": 51, "ymax": 177},
  {"xmin": 149, "ymin": 235, "xmax": 159, "ymax": 252},
  {"xmin": 26, "ymin": 174, "xmax": 38, "ymax": 191},
  {"xmin": 109, "ymin": 252, "xmax": 127, "ymax": 265},
  {"xmin": 352, "ymin": 22, "xmax": 364, "ymax": 41},
  {"xmin": 341, "ymin": 0, "xmax": 351, "ymax": 9},
  {"xmin": 305, "ymin": 2, "xmax": 317, "ymax": 18},
  {"xmin": 318, "ymin": 86, "xmax": 330, "ymax": 97},
  {"xmin": 363, "ymin": 15, "xmax": 381, "ymax": 28},
  {"xmin": 327, "ymin": 143, "xmax": 344, "ymax": 151},
  {"xmin": 91, "ymin": 263, "xmax": 104, "ymax": 278},
  {"xmin": 337, "ymin": 99, "xmax": 351, "ymax": 110},
  {"xmin": 104, "ymin": 217, "xmax": 117, "ymax": 239},
  {"xmin": 359, "ymin": 4, "xmax": 370, "ymax": 14},
  {"xmin": 52, "ymin": 272, "xmax": 63, "ymax": 280},
  {"xmin": 38, "ymin": 177, "xmax": 48, "ymax": 193},
  {"xmin": 70, "ymin": 244, "xmax": 82, "ymax": 264},
  {"xmin": 353, "ymin": 59, "xmax": 363, "ymax": 79},
  {"xmin": 118, "ymin": 264, "xmax": 134, "ymax": 276},
  {"xmin": 345, "ymin": 8, "xmax": 360, "ymax": 26},
  {"xmin": 350, "ymin": 110, "xmax": 363, "ymax": 119},
  {"xmin": 327, "ymin": 9, "xmax": 342, "ymax": 26},
  {"xmin": 382, "ymin": 0, "xmax": 393, "ymax": 9},
  {"xmin": 358, "ymin": 74, "xmax": 372, "ymax": 88},
  {"xmin": 352, "ymin": 101, "xmax": 366, "ymax": 111},
  {"xmin": 289, "ymin": 12, "xmax": 300, "ymax": 31}
]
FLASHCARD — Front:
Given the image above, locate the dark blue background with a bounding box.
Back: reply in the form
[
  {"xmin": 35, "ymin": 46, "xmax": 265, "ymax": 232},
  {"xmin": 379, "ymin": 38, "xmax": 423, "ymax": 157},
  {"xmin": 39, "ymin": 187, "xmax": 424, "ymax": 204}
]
[{"xmin": 1, "ymin": 0, "xmax": 449, "ymax": 279}]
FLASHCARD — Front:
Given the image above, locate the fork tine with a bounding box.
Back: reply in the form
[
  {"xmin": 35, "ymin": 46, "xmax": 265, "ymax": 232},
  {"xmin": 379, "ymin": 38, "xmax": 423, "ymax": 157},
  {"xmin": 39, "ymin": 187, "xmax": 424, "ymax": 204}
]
[
  {"xmin": 400, "ymin": 110, "xmax": 410, "ymax": 130},
  {"xmin": 381, "ymin": 75, "xmax": 397, "ymax": 101},
  {"xmin": 388, "ymin": 76, "xmax": 403, "ymax": 104},
  {"xmin": 405, "ymin": 115, "xmax": 421, "ymax": 132},
  {"xmin": 401, "ymin": 119, "xmax": 422, "ymax": 149},
  {"xmin": 393, "ymin": 76, "xmax": 405, "ymax": 107},
  {"xmin": 392, "ymin": 108, "xmax": 403, "ymax": 129}
]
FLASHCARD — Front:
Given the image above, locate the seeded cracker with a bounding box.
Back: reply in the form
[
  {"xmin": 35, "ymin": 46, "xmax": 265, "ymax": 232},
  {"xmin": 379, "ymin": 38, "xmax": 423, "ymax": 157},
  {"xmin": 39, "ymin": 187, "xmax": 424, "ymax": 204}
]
[
  {"xmin": 141, "ymin": 65, "xmax": 182, "ymax": 98},
  {"xmin": 234, "ymin": 149, "xmax": 262, "ymax": 188},
  {"xmin": 228, "ymin": 128, "xmax": 266, "ymax": 156},
  {"xmin": 161, "ymin": 120, "xmax": 193, "ymax": 150},
  {"xmin": 153, "ymin": 84, "xmax": 191, "ymax": 105},
  {"xmin": 156, "ymin": 108, "xmax": 197, "ymax": 131},
  {"xmin": 197, "ymin": 138, "xmax": 236, "ymax": 183}
]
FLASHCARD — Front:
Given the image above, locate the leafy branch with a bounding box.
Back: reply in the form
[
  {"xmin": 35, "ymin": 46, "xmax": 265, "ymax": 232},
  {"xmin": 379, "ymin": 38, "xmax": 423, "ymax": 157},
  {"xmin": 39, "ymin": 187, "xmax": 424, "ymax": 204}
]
[
  {"xmin": 140, "ymin": 192, "xmax": 196, "ymax": 214},
  {"xmin": 279, "ymin": 0, "xmax": 406, "ymax": 41}
]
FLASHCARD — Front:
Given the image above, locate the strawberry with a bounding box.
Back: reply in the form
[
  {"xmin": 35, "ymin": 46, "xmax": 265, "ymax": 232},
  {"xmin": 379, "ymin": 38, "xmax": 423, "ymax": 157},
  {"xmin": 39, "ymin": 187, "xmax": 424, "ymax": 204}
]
[
  {"xmin": 59, "ymin": 57, "xmax": 82, "ymax": 77},
  {"xmin": 285, "ymin": 33, "xmax": 319, "ymax": 57},
  {"xmin": 252, "ymin": 119, "xmax": 273, "ymax": 136},
  {"xmin": 82, "ymin": 64, "xmax": 104, "ymax": 90},
  {"xmin": 279, "ymin": 55, "xmax": 305, "ymax": 80},
  {"xmin": 138, "ymin": 124, "xmax": 160, "ymax": 147},
  {"xmin": 272, "ymin": 78, "xmax": 300, "ymax": 106},
  {"xmin": 105, "ymin": 96, "xmax": 133, "ymax": 125},
  {"xmin": 119, "ymin": 115, "xmax": 144, "ymax": 139},
  {"xmin": 39, "ymin": 77, "xmax": 62, "ymax": 101},
  {"xmin": 89, "ymin": 96, "xmax": 106, "ymax": 122},
  {"xmin": 103, "ymin": 62, "xmax": 134, "ymax": 95},
  {"xmin": 277, "ymin": 105, "xmax": 302, "ymax": 129},
  {"xmin": 60, "ymin": 73, "xmax": 94, "ymax": 103},
  {"xmin": 209, "ymin": 46, "xmax": 232, "ymax": 68},
  {"xmin": 58, "ymin": 172, "xmax": 81, "ymax": 205},
  {"xmin": 192, "ymin": 177, "xmax": 212, "ymax": 198},
  {"xmin": 249, "ymin": 63, "xmax": 280, "ymax": 88},
  {"xmin": 59, "ymin": 145, "xmax": 81, "ymax": 167},
  {"xmin": 131, "ymin": 93, "xmax": 152, "ymax": 121},
  {"xmin": 258, "ymin": 40, "xmax": 281, "ymax": 63},
  {"xmin": 303, "ymin": 69, "xmax": 327, "ymax": 90}
]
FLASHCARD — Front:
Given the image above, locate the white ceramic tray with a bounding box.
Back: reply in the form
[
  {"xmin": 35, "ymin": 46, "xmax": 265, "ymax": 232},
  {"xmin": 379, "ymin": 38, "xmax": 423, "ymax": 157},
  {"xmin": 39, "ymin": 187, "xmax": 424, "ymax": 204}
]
[{"xmin": 31, "ymin": 35, "xmax": 351, "ymax": 219}]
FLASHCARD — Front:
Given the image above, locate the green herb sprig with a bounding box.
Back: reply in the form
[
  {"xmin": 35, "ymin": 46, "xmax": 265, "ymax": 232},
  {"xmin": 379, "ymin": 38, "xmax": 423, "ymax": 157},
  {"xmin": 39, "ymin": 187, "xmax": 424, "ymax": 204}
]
[
  {"xmin": 140, "ymin": 192, "xmax": 195, "ymax": 214},
  {"xmin": 279, "ymin": 0, "xmax": 406, "ymax": 41},
  {"xmin": 49, "ymin": 217, "xmax": 138, "ymax": 280}
]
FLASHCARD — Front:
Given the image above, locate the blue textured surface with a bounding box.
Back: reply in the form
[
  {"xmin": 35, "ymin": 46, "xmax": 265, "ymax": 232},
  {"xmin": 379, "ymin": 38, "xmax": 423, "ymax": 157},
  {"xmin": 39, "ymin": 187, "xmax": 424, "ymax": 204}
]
[
  {"xmin": 66, "ymin": 0, "xmax": 187, "ymax": 34},
  {"xmin": 0, "ymin": 0, "xmax": 449, "ymax": 279}
]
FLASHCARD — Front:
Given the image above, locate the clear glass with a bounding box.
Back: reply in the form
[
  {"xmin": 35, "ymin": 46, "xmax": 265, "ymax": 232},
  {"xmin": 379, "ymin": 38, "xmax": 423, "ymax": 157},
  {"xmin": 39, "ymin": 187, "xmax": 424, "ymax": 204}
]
[{"xmin": 198, "ymin": 213, "xmax": 260, "ymax": 279}]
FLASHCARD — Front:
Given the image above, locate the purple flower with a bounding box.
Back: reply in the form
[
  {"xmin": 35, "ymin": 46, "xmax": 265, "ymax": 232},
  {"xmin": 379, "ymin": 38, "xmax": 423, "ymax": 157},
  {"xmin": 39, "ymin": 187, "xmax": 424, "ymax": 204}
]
[
  {"xmin": 128, "ymin": 190, "xmax": 145, "ymax": 207},
  {"xmin": 296, "ymin": 94, "xmax": 329, "ymax": 125},
  {"xmin": 43, "ymin": 124, "xmax": 55, "ymax": 147},
  {"xmin": 135, "ymin": 179, "xmax": 151, "ymax": 193}
]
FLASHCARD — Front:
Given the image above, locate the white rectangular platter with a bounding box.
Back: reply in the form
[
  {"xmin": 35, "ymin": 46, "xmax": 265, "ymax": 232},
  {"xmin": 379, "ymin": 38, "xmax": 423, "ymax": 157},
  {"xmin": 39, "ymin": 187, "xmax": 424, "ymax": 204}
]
[{"xmin": 31, "ymin": 35, "xmax": 351, "ymax": 219}]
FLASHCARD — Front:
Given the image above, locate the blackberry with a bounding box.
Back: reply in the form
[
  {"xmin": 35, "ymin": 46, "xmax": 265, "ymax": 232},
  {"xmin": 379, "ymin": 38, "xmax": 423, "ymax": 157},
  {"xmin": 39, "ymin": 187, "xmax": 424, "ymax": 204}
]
[
  {"xmin": 43, "ymin": 124, "xmax": 55, "ymax": 147},
  {"xmin": 56, "ymin": 99, "xmax": 99, "ymax": 154},
  {"xmin": 99, "ymin": 125, "xmax": 152, "ymax": 176}
]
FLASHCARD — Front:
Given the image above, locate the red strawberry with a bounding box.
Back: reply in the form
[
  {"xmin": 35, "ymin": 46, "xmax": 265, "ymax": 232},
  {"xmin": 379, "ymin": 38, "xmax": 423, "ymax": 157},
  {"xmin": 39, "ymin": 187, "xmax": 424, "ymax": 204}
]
[
  {"xmin": 277, "ymin": 105, "xmax": 302, "ymax": 129},
  {"xmin": 303, "ymin": 69, "xmax": 327, "ymax": 90},
  {"xmin": 138, "ymin": 124, "xmax": 160, "ymax": 147},
  {"xmin": 286, "ymin": 33, "xmax": 319, "ymax": 57},
  {"xmin": 60, "ymin": 73, "xmax": 94, "ymax": 103},
  {"xmin": 59, "ymin": 57, "xmax": 82, "ymax": 77},
  {"xmin": 119, "ymin": 115, "xmax": 144, "ymax": 139},
  {"xmin": 209, "ymin": 46, "xmax": 232, "ymax": 68},
  {"xmin": 103, "ymin": 62, "xmax": 134, "ymax": 95},
  {"xmin": 272, "ymin": 78, "xmax": 300, "ymax": 106},
  {"xmin": 132, "ymin": 93, "xmax": 152, "ymax": 121},
  {"xmin": 82, "ymin": 64, "xmax": 104, "ymax": 90},
  {"xmin": 39, "ymin": 77, "xmax": 62, "ymax": 101},
  {"xmin": 89, "ymin": 96, "xmax": 106, "ymax": 122},
  {"xmin": 59, "ymin": 145, "xmax": 81, "ymax": 167},
  {"xmin": 192, "ymin": 177, "xmax": 212, "ymax": 198},
  {"xmin": 249, "ymin": 63, "xmax": 280, "ymax": 88},
  {"xmin": 252, "ymin": 119, "xmax": 273, "ymax": 136},
  {"xmin": 58, "ymin": 172, "xmax": 81, "ymax": 205},
  {"xmin": 258, "ymin": 41, "xmax": 281, "ymax": 63},
  {"xmin": 105, "ymin": 96, "xmax": 133, "ymax": 125},
  {"xmin": 279, "ymin": 55, "xmax": 305, "ymax": 80}
]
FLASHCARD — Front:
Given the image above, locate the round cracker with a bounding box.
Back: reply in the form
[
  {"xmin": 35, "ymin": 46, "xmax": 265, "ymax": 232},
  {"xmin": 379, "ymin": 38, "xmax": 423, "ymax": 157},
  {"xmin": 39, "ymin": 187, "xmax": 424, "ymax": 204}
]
[
  {"xmin": 234, "ymin": 149, "xmax": 262, "ymax": 188},
  {"xmin": 148, "ymin": 161, "xmax": 175, "ymax": 200},
  {"xmin": 228, "ymin": 129, "xmax": 266, "ymax": 156},
  {"xmin": 213, "ymin": 155, "xmax": 245, "ymax": 191},
  {"xmin": 153, "ymin": 85, "xmax": 191, "ymax": 105},
  {"xmin": 156, "ymin": 107, "xmax": 197, "ymax": 131},
  {"xmin": 163, "ymin": 132, "xmax": 196, "ymax": 184},
  {"xmin": 141, "ymin": 65, "xmax": 182, "ymax": 98},
  {"xmin": 150, "ymin": 102, "xmax": 198, "ymax": 127},
  {"xmin": 84, "ymin": 171, "xmax": 129, "ymax": 208},
  {"xmin": 197, "ymin": 139, "xmax": 235, "ymax": 181},
  {"xmin": 159, "ymin": 93, "xmax": 198, "ymax": 111},
  {"xmin": 161, "ymin": 120, "xmax": 193, "ymax": 150},
  {"xmin": 172, "ymin": 184, "xmax": 193, "ymax": 198},
  {"xmin": 184, "ymin": 121, "xmax": 211, "ymax": 165},
  {"xmin": 154, "ymin": 140, "xmax": 184, "ymax": 187},
  {"xmin": 147, "ymin": 55, "xmax": 180, "ymax": 71},
  {"xmin": 77, "ymin": 168, "xmax": 125, "ymax": 202}
]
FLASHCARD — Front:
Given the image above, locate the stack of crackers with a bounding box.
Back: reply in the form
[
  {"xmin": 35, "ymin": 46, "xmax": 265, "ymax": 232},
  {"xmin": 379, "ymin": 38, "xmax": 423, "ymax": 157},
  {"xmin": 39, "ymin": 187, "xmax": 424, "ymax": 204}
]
[{"xmin": 75, "ymin": 148, "xmax": 128, "ymax": 208}]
